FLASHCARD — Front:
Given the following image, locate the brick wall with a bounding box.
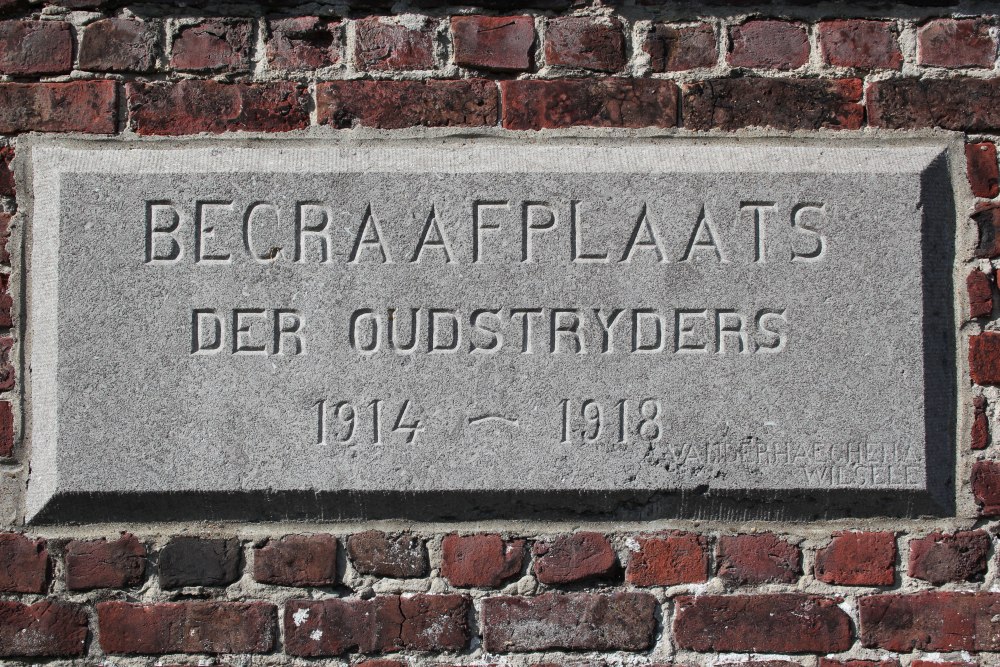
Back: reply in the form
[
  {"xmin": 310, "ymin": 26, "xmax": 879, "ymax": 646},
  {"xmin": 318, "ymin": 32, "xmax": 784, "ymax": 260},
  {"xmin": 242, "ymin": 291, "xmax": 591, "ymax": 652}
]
[{"xmin": 0, "ymin": 0, "xmax": 998, "ymax": 664}]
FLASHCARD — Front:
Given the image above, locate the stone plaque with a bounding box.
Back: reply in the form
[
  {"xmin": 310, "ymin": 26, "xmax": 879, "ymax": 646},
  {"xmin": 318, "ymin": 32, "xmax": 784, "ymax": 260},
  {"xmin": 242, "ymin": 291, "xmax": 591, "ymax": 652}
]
[{"xmin": 25, "ymin": 139, "xmax": 956, "ymax": 521}]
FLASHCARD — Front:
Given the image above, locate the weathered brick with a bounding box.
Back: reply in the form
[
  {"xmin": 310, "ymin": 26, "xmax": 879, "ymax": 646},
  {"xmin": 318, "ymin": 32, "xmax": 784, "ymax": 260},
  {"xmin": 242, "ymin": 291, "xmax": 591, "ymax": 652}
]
[
  {"xmin": 975, "ymin": 204, "xmax": 1000, "ymax": 258},
  {"xmin": 814, "ymin": 531, "xmax": 895, "ymax": 586},
  {"xmin": 973, "ymin": 395, "xmax": 990, "ymax": 450},
  {"xmin": 719, "ymin": 662, "xmax": 802, "ymax": 667},
  {"xmin": 533, "ymin": 532, "xmax": 617, "ymax": 584},
  {"xmin": 452, "ymin": 15, "xmax": 534, "ymax": 71},
  {"xmin": 127, "ymin": 80, "xmax": 309, "ymax": 136},
  {"xmin": 644, "ymin": 22, "xmax": 717, "ymax": 72},
  {"xmin": 0, "ymin": 20, "xmax": 72, "ymax": 75},
  {"xmin": 970, "ymin": 332, "xmax": 1000, "ymax": 385},
  {"xmin": 625, "ymin": 532, "xmax": 708, "ymax": 586},
  {"xmin": 441, "ymin": 533, "xmax": 524, "ymax": 588},
  {"xmin": 98, "ymin": 601, "xmax": 277, "ymax": 654},
  {"xmin": 0, "ymin": 400, "xmax": 11, "ymax": 458},
  {"xmin": 545, "ymin": 17, "xmax": 625, "ymax": 72},
  {"xmin": 819, "ymin": 660, "xmax": 899, "ymax": 667},
  {"xmin": 867, "ymin": 78, "xmax": 1000, "ymax": 131},
  {"xmin": 502, "ymin": 78, "xmax": 677, "ymax": 130},
  {"xmin": 284, "ymin": 595, "xmax": 469, "ymax": 656},
  {"xmin": 967, "ymin": 142, "xmax": 1000, "ymax": 198},
  {"xmin": 969, "ymin": 269, "xmax": 994, "ymax": 319},
  {"xmin": 253, "ymin": 534, "xmax": 337, "ymax": 586},
  {"xmin": 0, "ymin": 533, "xmax": 47, "ymax": 593},
  {"xmin": 860, "ymin": 592, "xmax": 1000, "ymax": 651},
  {"xmin": 79, "ymin": 18, "xmax": 159, "ymax": 72},
  {"xmin": 0, "ymin": 600, "xmax": 87, "ymax": 657},
  {"xmin": 717, "ymin": 533, "xmax": 801, "ymax": 585},
  {"xmin": 674, "ymin": 594, "xmax": 852, "ymax": 653},
  {"xmin": 317, "ymin": 79, "xmax": 497, "ymax": 130},
  {"xmin": 171, "ymin": 19, "xmax": 253, "ymax": 72},
  {"xmin": 973, "ymin": 459, "xmax": 1000, "ymax": 515},
  {"xmin": 0, "ymin": 212, "xmax": 10, "ymax": 266},
  {"xmin": 817, "ymin": 19, "xmax": 902, "ymax": 69},
  {"xmin": 0, "ymin": 82, "xmax": 117, "ymax": 134},
  {"xmin": 911, "ymin": 662, "xmax": 976, "ymax": 667},
  {"xmin": 355, "ymin": 17, "xmax": 436, "ymax": 71},
  {"xmin": 908, "ymin": 530, "xmax": 991, "ymax": 584},
  {"xmin": 0, "ymin": 146, "xmax": 12, "ymax": 196},
  {"xmin": 65, "ymin": 533, "xmax": 145, "ymax": 590},
  {"xmin": 266, "ymin": 17, "xmax": 341, "ymax": 70},
  {"xmin": 157, "ymin": 537, "xmax": 241, "ymax": 588},
  {"xmin": 685, "ymin": 78, "xmax": 863, "ymax": 131},
  {"xmin": 481, "ymin": 592, "xmax": 657, "ymax": 652},
  {"xmin": 728, "ymin": 20, "xmax": 809, "ymax": 69},
  {"xmin": 346, "ymin": 530, "xmax": 428, "ymax": 578},
  {"xmin": 0, "ymin": 274, "xmax": 11, "ymax": 328},
  {"xmin": 919, "ymin": 18, "xmax": 997, "ymax": 68},
  {"xmin": 0, "ymin": 336, "xmax": 13, "ymax": 392}
]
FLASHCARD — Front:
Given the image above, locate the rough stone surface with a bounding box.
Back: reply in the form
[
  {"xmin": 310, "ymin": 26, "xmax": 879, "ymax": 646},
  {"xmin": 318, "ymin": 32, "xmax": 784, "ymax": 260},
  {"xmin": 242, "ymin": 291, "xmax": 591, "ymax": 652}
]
[
  {"xmin": 0, "ymin": 81, "xmax": 116, "ymax": 134},
  {"xmin": 717, "ymin": 533, "xmax": 802, "ymax": 585},
  {"xmin": 966, "ymin": 141, "xmax": 1000, "ymax": 198},
  {"xmin": 625, "ymin": 531, "xmax": 709, "ymax": 585},
  {"xmin": 728, "ymin": 20, "xmax": 809, "ymax": 69},
  {"xmin": 817, "ymin": 19, "xmax": 902, "ymax": 69},
  {"xmin": 502, "ymin": 78, "xmax": 677, "ymax": 129},
  {"xmin": 346, "ymin": 530, "xmax": 428, "ymax": 578},
  {"xmin": 65, "ymin": 533, "xmax": 145, "ymax": 590},
  {"xmin": 0, "ymin": 532, "xmax": 47, "ymax": 592},
  {"xmin": 867, "ymin": 78, "xmax": 1000, "ymax": 130},
  {"xmin": 644, "ymin": 22, "xmax": 717, "ymax": 71},
  {"xmin": 544, "ymin": 17, "xmax": 625, "ymax": 72},
  {"xmin": 157, "ymin": 537, "xmax": 241, "ymax": 588},
  {"xmin": 452, "ymin": 15, "xmax": 534, "ymax": 71},
  {"xmin": 533, "ymin": 532, "xmax": 617, "ymax": 584},
  {"xmin": 253, "ymin": 534, "xmax": 338, "ymax": 586},
  {"xmin": 266, "ymin": 17, "xmax": 341, "ymax": 70},
  {"xmin": 918, "ymin": 18, "xmax": 996, "ymax": 68},
  {"xmin": 441, "ymin": 534, "xmax": 525, "ymax": 588},
  {"xmin": 317, "ymin": 79, "xmax": 497, "ymax": 129},
  {"xmin": 860, "ymin": 592, "xmax": 1000, "ymax": 651},
  {"xmin": 814, "ymin": 531, "xmax": 896, "ymax": 586},
  {"xmin": 0, "ymin": 20, "xmax": 72, "ymax": 74},
  {"xmin": 171, "ymin": 19, "xmax": 254, "ymax": 72},
  {"xmin": 79, "ymin": 18, "xmax": 159, "ymax": 72},
  {"xmin": 908, "ymin": 530, "xmax": 991, "ymax": 584},
  {"xmin": 354, "ymin": 17, "xmax": 436, "ymax": 71},
  {"xmin": 0, "ymin": 600, "xmax": 87, "ymax": 657}
]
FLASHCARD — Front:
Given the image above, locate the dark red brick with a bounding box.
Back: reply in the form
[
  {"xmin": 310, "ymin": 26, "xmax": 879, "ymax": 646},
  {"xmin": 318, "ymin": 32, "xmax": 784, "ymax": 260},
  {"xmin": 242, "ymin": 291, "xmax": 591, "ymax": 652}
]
[
  {"xmin": 911, "ymin": 662, "xmax": 977, "ymax": 667},
  {"xmin": 973, "ymin": 395, "xmax": 990, "ymax": 450},
  {"xmin": 0, "ymin": 274, "xmax": 11, "ymax": 328},
  {"xmin": 65, "ymin": 533, "xmax": 145, "ymax": 590},
  {"xmin": 284, "ymin": 595, "xmax": 469, "ymax": 656},
  {"xmin": 127, "ymin": 80, "xmax": 309, "ymax": 136},
  {"xmin": 625, "ymin": 531, "xmax": 708, "ymax": 586},
  {"xmin": 0, "ymin": 600, "xmax": 87, "ymax": 657},
  {"xmin": 0, "ymin": 336, "xmax": 12, "ymax": 392},
  {"xmin": 545, "ymin": 17, "xmax": 625, "ymax": 72},
  {"xmin": 441, "ymin": 533, "xmax": 525, "ymax": 588},
  {"xmin": 728, "ymin": 20, "xmax": 809, "ymax": 70},
  {"xmin": 266, "ymin": 17, "xmax": 341, "ymax": 70},
  {"xmin": 0, "ymin": 20, "xmax": 72, "ymax": 75},
  {"xmin": 79, "ymin": 18, "xmax": 159, "ymax": 72},
  {"xmin": 0, "ymin": 400, "xmax": 11, "ymax": 458},
  {"xmin": 0, "ymin": 212, "xmax": 10, "ymax": 264},
  {"xmin": 719, "ymin": 662, "xmax": 802, "ymax": 667},
  {"xmin": 819, "ymin": 660, "xmax": 899, "ymax": 667},
  {"xmin": 355, "ymin": 661, "xmax": 408, "ymax": 667},
  {"xmin": 717, "ymin": 533, "xmax": 801, "ymax": 585},
  {"xmin": 0, "ymin": 82, "xmax": 117, "ymax": 134},
  {"xmin": 0, "ymin": 533, "xmax": 47, "ymax": 593},
  {"xmin": 644, "ymin": 22, "xmax": 717, "ymax": 72},
  {"xmin": 967, "ymin": 142, "xmax": 1000, "ymax": 198},
  {"xmin": 814, "ymin": 531, "xmax": 896, "ymax": 586},
  {"xmin": 908, "ymin": 530, "xmax": 991, "ymax": 584},
  {"xmin": 817, "ymin": 19, "xmax": 902, "ymax": 69},
  {"xmin": 975, "ymin": 204, "xmax": 1000, "ymax": 258},
  {"xmin": 533, "ymin": 532, "xmax": 617, "ymax": 584},
  {"xmin": 860, "ymin": 592, "xmax": 1000, "ymax": 651},
  {"xmin": 254, "ymin": 534, "xmax": 337, "ymax": 586},
  {"xmin": 973, "ymin": 459, "xmax": 1000, "ymax": 515},
  {"xmin": 969, "ymin": 269, "xmax": 994, "ymax": 319},
  {"xmin": 0, "ymin": 145, "xmax": 12, "ymax": 197},
  {"xmin": 171, "ymin": 19, "xmax": 253, "ymax": 72},
  {"xmin": 502, "ymin": 78, "xmax": 677, "ymax": 130},
  {"xmin": 970, "ymin": 332, "xmax": 1000, "ymax": 384},
  {"xmin": 317, "ymin": 79, "xmax": 497, "ymax": 130},
  {"xmin": 157, "ymin": 536, "xmax": 240, "ymax": 589},
  {"xmin": 867, "ymin": 78, "xmax": 1000, "ymax": 131},
  {"xmin": 481, "ymin": 592, "xmax": 657, "ymax": 652},
  {"xmin": 674, "ymin": 594, "xmax": 852, "ymax": 653},
  {"xmin": 919, "ymin": 18, "xmax": 996, "ymax": 68},
  {"xmin": 98, "ymin": 601, "xmax": 276, "ymax": 654},
  {"xmin": 452, "ymin": 15, "xmax": 534, "ymax": 71},
  {"xmin": 355, "ymin": 17, "xmax": 436, "ymax": 71},
  {"xmin": 346, "ymin": 530, "xmax": 428, "ymax": 578}
]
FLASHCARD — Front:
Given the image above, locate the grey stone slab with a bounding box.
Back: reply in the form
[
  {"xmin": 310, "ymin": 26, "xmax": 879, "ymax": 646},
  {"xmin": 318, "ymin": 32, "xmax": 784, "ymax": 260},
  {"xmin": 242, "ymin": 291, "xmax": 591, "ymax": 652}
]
[{"xmin": 24, "ymin": 138, "xmax": 958, "ymax": 522}]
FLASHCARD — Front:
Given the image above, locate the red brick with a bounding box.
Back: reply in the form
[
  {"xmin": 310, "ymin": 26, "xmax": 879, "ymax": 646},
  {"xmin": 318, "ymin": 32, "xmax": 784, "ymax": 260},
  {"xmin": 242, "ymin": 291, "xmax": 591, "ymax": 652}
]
[
  {"xmin": 919, "ymin": 18, "xmax": 996, "ymax": 68},
  {"xmin": 0, "ymin": 336, "xmax": 12, "ymax": 392},
  {"xmin": 817, "ymin": 19, "xmax": 902, "ymax": 69},
  {"xmin": 717, "ymin": 533, "xmax": 801, "ymax": 585},
  {"xmin": 969, "ymin": 269, "xmax": 994, "ymax": 319},
  {"xmin": 65, "ymin": 533, "xmax": 145, "ymax": 590},
  {"xmin": 975, "ymin": 204, "xmax": 1000, "ymax": 258},
  {"xmin": 441, "ymin": 533, "xmax": 524, "ymax": 588},
  {"xmin": 0, "ymin": 20, "xmax": 72, "ymax": 75},
  {"xmin": 0, "ymin": 600, "xmax": 87, "ymax": 657},
  {"xmin": 728, "ymin": 20, "xmax": 809, "ymax": 70},
  {"xmin": 0, "ymin": 533, "xmax": 47, "ymax": 593},
  {"xmin": 719, "ymin": 663, "xmax": 802, "ymax": 667},
  {"xmin": 674, "ymin": 594, "xmax": 852, "ymax": 653},
  {"xmin": 481, "ymin": 592, "xmax": 657, "ymax": 652},
  {"xmin": 97, "ymin": 601, "xmax": 277, "ymax": 654},
  {"xmin": 0, "ymin": 145, "xmax": 12, "ymax": 196},
  {"xmin": 967, "ymin": 142, "xmax": 1000, "ymax": 198},
  {"xmin": 973, "ymin": 395, "xmax": 990, "ymax": 450},
  {"xmin": 317, "ymin": 79, "xmax": 497, "ymax": 130},
  {"xmin": 356, "ymin": 661, "xmax": 408, "ymax": 667},
  {"xmin": 545, "ymin": 17, "xmax": 625, "ymax": 72},
  {"xmin": 970, "ymin": 332, "xmax": 1000, "ymax": 384},
  {"xmin": 684, "ymin": 78, "xmax": 863, "ymax": 131},
  {"xmin": 860, "ymin": 592, "xmax": 1000, "ymax": 651},
  {"xmin": 253, "ymin": 534, "xmax": 338, "ymax": 586},
  {"xmin": 266, "ymin": 17, "xmax": 341, "ymax": 70},
  {"xmin": 284, "ymin": 595, "xmax": 469, "ymax": 656},
  {"xmin": 0, "ymin": 400, "xmax": 11, "ymax": 458},
  {"xmin": 79, "ymin": 18, "xmax": 159, "ymax": 72},
  {"xmin": 0, "ymin": 212, "xmax": 10, "ymax": 264},
  {"xmin": 911, "ymin": 662, "xmax": 977, "ymax": 667},
  {"xmin": 452, "ymin": 15, "xmax": 534, "ymax": 71},
  {"xmin": 346, "ymin": 530, "xmax": 428, "ymax": 578},
  {"xmin": 171, "ymin": 19, "xmax": 253, "ymax": 72},
  {"xmin": 502, "ymin": 78, "xmax": 677, "ymax": 130},
  {"xmin": 0, "ymin": 274, "xmax": 11, "ymax": 328},
  {"xmin": 355, "ymin": 17, "xmax": 436, "ymax": 71},
  {"xmin": 533, "ymin": 532, "xmax": 617, "ymax": 584},
  {"xmin": 973, "ymin": 459, "xmax": 1000, "ymax": 515},
  {"xmin": 157, "ymin": 536, "xmax": 240, "ymax": 589},
  {"xmin": 127, "ymin": 80, "xmax": 308, "ymax": 136},
  {"xmin": 908, "ymin": 530, "xmax": 991, "ymax": 584},
  {"xmin": 644, "ymin": 22, "xmax": 717, "ymax": 72},
  {"xmin": 867, "ymin": 78, "xmax": 1000, "ymax": 131},
  {"xmin": 819, "ymin": 661, "xmax": 899, "ymax": 667},
  {"xmin": 625, "ymin": 531, "xmax": 708, "ymax": 586},
  {"xmin": 814, "ymin": 531, "xmax": 895, "ymax": 586},
  {"xmin": 0, "ymin": 82, "xmax": 116, "ymax": 134}
]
